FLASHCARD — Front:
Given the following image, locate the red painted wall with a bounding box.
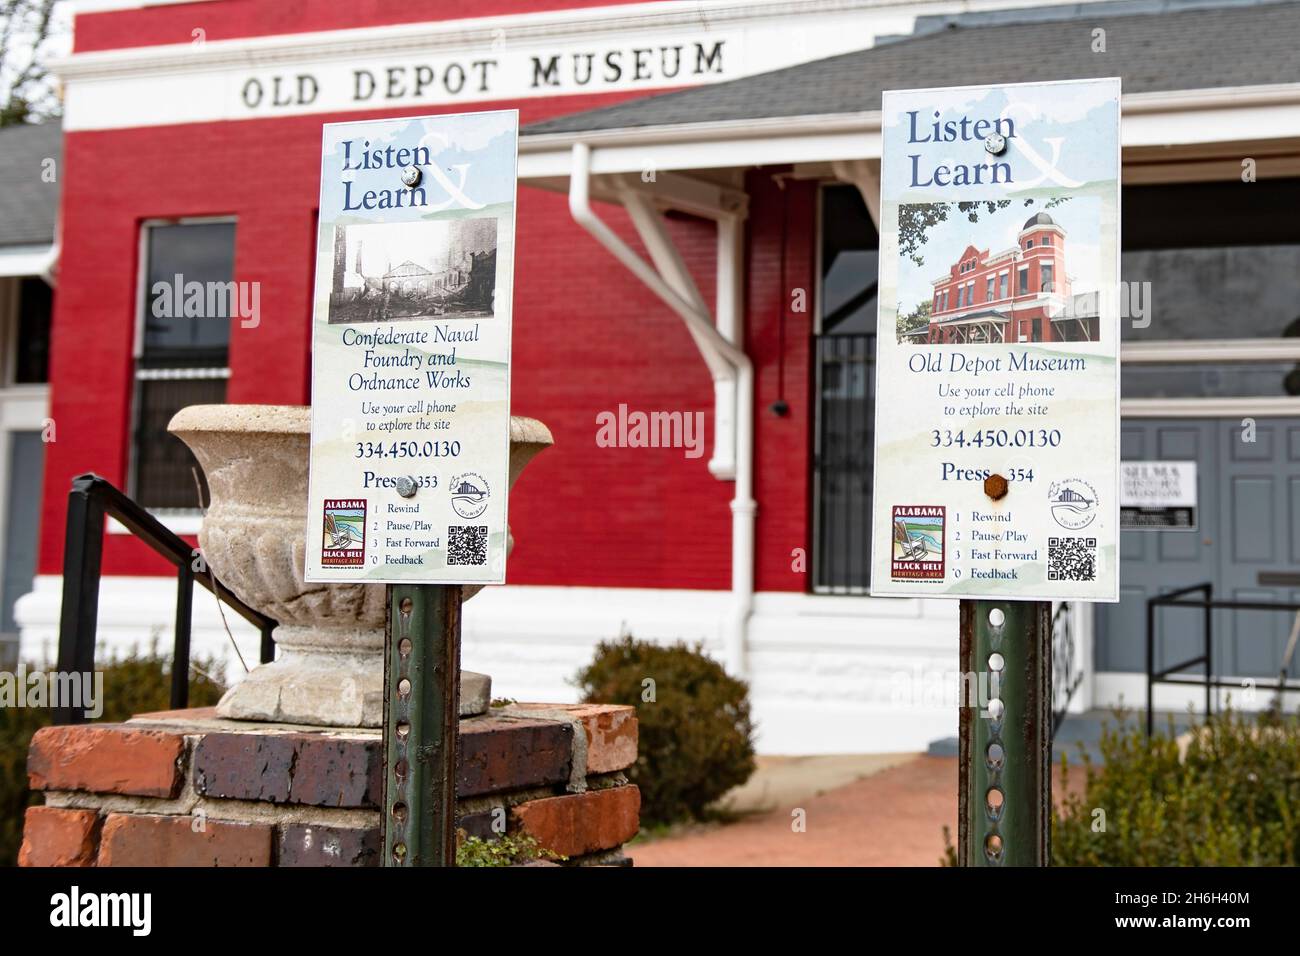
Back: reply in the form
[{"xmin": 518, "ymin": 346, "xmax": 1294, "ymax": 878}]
[
  {"xmin": 43, "ymin": 6, "xmax": 815, "ymax": 592},
  {"xmin": 74, "ymin": 0, "xmax": 649, "ymax": 52},
  {"xmin": 747, "ymin": 172, "xmax": 816, "ymax": 593}
]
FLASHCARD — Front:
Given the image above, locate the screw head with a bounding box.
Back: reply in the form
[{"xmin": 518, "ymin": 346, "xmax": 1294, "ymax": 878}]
[
  {"xmin": 396, "ymin": 475, "xmax": 418, "ymax": 498},
  {"xmin": 984, "ymin": 473, "xmax": 1009, "ymax": 501},
  {"xmin": 984, "ymin": 132, "xmax": 1007, "ymax": 156},
  {"xmin": 400, "ymin": 165, "xmax": 422, "ymax": 188}
]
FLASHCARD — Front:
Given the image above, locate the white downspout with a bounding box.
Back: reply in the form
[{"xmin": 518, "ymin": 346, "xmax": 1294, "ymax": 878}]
[{"xmin": 568, "ymin": 143, "xmax": 755, "ymax": 676}]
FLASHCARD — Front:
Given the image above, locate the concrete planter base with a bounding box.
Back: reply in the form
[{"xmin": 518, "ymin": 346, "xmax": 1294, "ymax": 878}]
[{"xmin": 167, "ymin": 404, "xmax": 552, "ymax": 728}]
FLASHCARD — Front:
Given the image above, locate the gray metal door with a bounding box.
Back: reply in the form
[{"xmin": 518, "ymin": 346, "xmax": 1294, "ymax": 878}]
[
  {"xmin": 1096, "ymin": 417, "xmax": 1300, "ymax": 678},
  {"xmin": 2, "ymin": 431, "xmax": 44, "ymax": 640}
]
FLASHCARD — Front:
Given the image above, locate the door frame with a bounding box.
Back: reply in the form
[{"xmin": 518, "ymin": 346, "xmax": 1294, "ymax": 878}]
[
  {"xmin": 1089, "ymin": 384, "xmax": 1300, "ymax": 709},
  {"xmin": 0, "ymin": 277, "xmax": 51, "ymax": 649}
]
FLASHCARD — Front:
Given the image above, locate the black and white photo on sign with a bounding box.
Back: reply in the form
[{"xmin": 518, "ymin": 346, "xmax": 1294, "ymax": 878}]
[{"xmin": 328, "ymin": 217, "xmax": 498, "ymax": 323}]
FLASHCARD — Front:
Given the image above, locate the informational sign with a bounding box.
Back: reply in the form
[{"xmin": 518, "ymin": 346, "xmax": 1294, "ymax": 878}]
[
  {"xmin": 305, "ymin": 110, "xmax": 518, "ymax": 584},
  {"xmin": 870, "ymin": 78, "xmax": 1121, "ymax": 602},
  {"xmin": 1120, "ymin": 461, "xmax": 1197, "ymax": 531}
]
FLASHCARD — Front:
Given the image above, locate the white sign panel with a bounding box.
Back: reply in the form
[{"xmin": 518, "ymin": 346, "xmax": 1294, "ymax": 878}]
[
  {"xmin": 870, "ymin": 78, "xmax": 1121, "ymax": 602},
  {"xmin": 305, "ymin": 110, "xmax": 518, "ymax": 584},
  {"xmin": 1120, "ymin": 461, "xmax": 1198, "ymax": 531}
]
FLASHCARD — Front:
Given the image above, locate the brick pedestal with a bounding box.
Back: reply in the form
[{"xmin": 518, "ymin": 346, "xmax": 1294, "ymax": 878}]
[{"xmin": 20, "ymin": 703, "xmax": 638, "ymax": 867}]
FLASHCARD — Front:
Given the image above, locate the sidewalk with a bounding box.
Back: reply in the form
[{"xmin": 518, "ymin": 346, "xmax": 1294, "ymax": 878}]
[{"xmin": 629, "ymin": 754, "xmax": 958, "ymax": 867}]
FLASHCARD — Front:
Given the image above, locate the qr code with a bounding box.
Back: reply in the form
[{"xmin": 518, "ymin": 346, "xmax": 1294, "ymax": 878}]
[
  {"xmin": 447, "ymin": 526, "xmax": 488, "ymax": 566},
  {"xmin": 1048, "ymin": 537, "xmax": 1097, "ymax": 581}
]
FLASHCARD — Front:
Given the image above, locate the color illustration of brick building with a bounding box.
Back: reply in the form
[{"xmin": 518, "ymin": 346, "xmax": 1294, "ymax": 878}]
[{"xmin": 905, "ymin": 212, "xmax": 1099, "ymax": 345}]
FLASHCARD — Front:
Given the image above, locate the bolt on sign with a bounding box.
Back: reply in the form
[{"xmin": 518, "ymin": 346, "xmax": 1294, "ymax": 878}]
[
  {"xmin": 870, "ymin": 78, "xmax": 1120, "ymax": 602},
  {"xmin": 305, "ymin": 110, "xmax": 518, "ymax": 584}
]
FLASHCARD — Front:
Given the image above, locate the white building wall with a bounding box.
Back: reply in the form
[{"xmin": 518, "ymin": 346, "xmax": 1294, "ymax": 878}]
[{"xmin": 19, "ymin": 575, "xmax": 973, "ymax": 753}]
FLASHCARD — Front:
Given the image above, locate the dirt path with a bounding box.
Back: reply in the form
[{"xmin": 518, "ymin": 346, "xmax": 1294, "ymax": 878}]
[{"xmin": 629, "ymin": 755, "xmax": 958, "ymax": 867}]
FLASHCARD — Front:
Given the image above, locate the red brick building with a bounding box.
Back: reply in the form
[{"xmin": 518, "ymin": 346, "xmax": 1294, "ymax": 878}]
[
  {"xmin": 908, "ymin": 211, "xmax": 1093, "ymax": 345},
  {"xmin": 12, "ymin": 0, "xmax": 1300, "ymax": 753}
]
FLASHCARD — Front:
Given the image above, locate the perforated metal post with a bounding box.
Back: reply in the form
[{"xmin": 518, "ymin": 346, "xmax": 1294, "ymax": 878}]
[
  {"xmin": 958, "ymin": 599, "xmax": 1052, "ymax": 866},
  {"xmin": 382, "ymin": 584, "xmax": 462, "ymax": 867}
]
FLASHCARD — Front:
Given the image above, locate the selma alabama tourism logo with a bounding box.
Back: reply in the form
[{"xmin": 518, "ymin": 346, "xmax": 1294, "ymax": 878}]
[
  {"xmin": 892, "ymin": 506, "xmax": 946, "ymax": 581},
  {"xmin": 322, "ymin": 499, "xmax": 367, "ymax": 566},
  {"xmin": 1049, "ymin": 478, "xmax": 1098, "ymax": 530},
  {"xmin": 450, "ymin": 472, "xmax": 490, "ymax": 519}
]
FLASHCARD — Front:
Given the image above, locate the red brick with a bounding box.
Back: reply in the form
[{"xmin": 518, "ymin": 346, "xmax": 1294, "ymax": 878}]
[
  {"xmin": 279, "ymin": 824, "xmax": 379, "ymax": 867},
  {"xmin": 460, "ymin": 716, "xmax": 572, "ymax": 797},
  {"xmin": 27, "ymin": 725, "xmax": 185, "ymax": 798},
  {"xmin": 512, "ymin": 785, "xmax": 640, "ymax": 859},
  {"xmin": 18, "ymin": 807, "xmax": 101, "ymax": 867},
  {"xmin": 98, "ymin": 813, "xmax": 272, "ymax": 867},
  {"xmin": 512, "ymin": 703, "xmax": 638, "ymax": 773},
  {"xmin": 193, "ymin": 732, "xmax": 384, "ymax": 808}
]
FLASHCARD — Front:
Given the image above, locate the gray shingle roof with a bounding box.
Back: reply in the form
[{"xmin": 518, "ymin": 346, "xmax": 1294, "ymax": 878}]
[
  {"xmin": 0, "ymin": 121, "xmax": 61, "ymax": 247},
  {"xmin": 524, "ymin": 1, "xmax": 1300, "ymax": 136}
]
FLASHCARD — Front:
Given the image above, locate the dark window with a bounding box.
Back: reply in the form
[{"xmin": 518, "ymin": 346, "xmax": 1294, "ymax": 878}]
[
  {"xmin": 1122, "ymin": 178, "xmax": 1300, "ymax": 342},
  {"xmin": 141, "ymin": 222, "xmax": 234, "ymax": 368},
  {"xmin": 133, "ymin": 221, "xmax": 234, "ymax": 510},
  {"xmin": 815, "ymin": 185, "xmax": 877, "ymax": 593},
  {"xmin": 1018, "ymin": 265, "xmax": 1029, "ymax": 295},
  {"xmin": 1041, "ymin": 262, "xmax": 1054, "ymax": 294},
  {"xmin": 13, "ymin": 278, "xmax": 52, "ymax": 384}
]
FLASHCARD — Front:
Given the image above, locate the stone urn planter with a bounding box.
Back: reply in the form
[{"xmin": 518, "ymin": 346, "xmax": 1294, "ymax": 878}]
[{"xmin": 167, "ymin": 404, "xmax": 553, "ymax": 728}]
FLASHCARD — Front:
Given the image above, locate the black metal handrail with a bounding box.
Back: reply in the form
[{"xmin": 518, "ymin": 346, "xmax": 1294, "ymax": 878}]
[
  {"xmin": 55, "ymin": 472, "xmax": 276, "ymax": 724},
  {"xmin": 1145, "ymin": 582, "xmax": 1300, "ymax": 736}
]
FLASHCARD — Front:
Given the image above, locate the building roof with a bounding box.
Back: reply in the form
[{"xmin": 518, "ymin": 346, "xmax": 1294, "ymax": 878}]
[
  {"xmin": 0, "ymin": 121, "xmax": 61, "ymax": 248},
  {"xmin": 387, "ymin": 260, "xmax": 432, "ymax": 278},
  {"xmin": 525, "ymin": 1, "xmax": 1300, "ymax": 137},
  {"xmin": 1054, "ymin": 292, "xmax": 1102, "ymax": 320},
  {"xmin": 939, "ymin": 309, "xmax": 1010, "ymax": 325},
  {"xmin": 1024, "ymin": 213, "xmax": 1056, "ymax": 229}
]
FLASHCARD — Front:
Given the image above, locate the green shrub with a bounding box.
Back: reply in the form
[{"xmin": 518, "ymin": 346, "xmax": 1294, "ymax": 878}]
[
  {"xmin": 574, "ymin": 635, "xmax": 756, "ymax": 827},
  {"xmin": 455, "ymin": 832, "xmax": 561, "ymax": 867},
  {"xmin": 1, "ymin": 651, "xmax": 225, "ymax": 867},
  {"xmin": 1053, "ymin": 707, "xmax": 1300, "ymax": 866}
]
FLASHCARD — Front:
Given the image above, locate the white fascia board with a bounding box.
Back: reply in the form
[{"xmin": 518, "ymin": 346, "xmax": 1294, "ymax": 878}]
[
  {"xmin": 56, "ymin": 1, "xmax": 1105, "ymax": 131},
  {"xmin": 0, "ymin": 245, "xmax": 56, "ymax": 278},
  {"xmin": 1123, "ymin": 339, "xmax": 1300, "ymax": 363},
  {"xmin": 56, "ymin": 0, "xmax": 1092, "ymax": 78},
  {"xmin": 518, "ymin": 84, "xmax": 1300, "ymax": 180},
  {"xmin": 1122, "ymin": 396, "xmax": 1300, "ymax": 418},
  {"xmin": 520, "ymin": 112, "xmax": 883, "ymax": 180}
]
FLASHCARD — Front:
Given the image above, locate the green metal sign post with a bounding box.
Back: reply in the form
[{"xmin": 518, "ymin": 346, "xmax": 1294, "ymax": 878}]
[
  {"xmin": 381, "ymin": 583, "xmax": 462, "ymax": 867},
  {"xmin": 958, "ymin": 598, "xmax": 1052, "ymax": 866}
]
